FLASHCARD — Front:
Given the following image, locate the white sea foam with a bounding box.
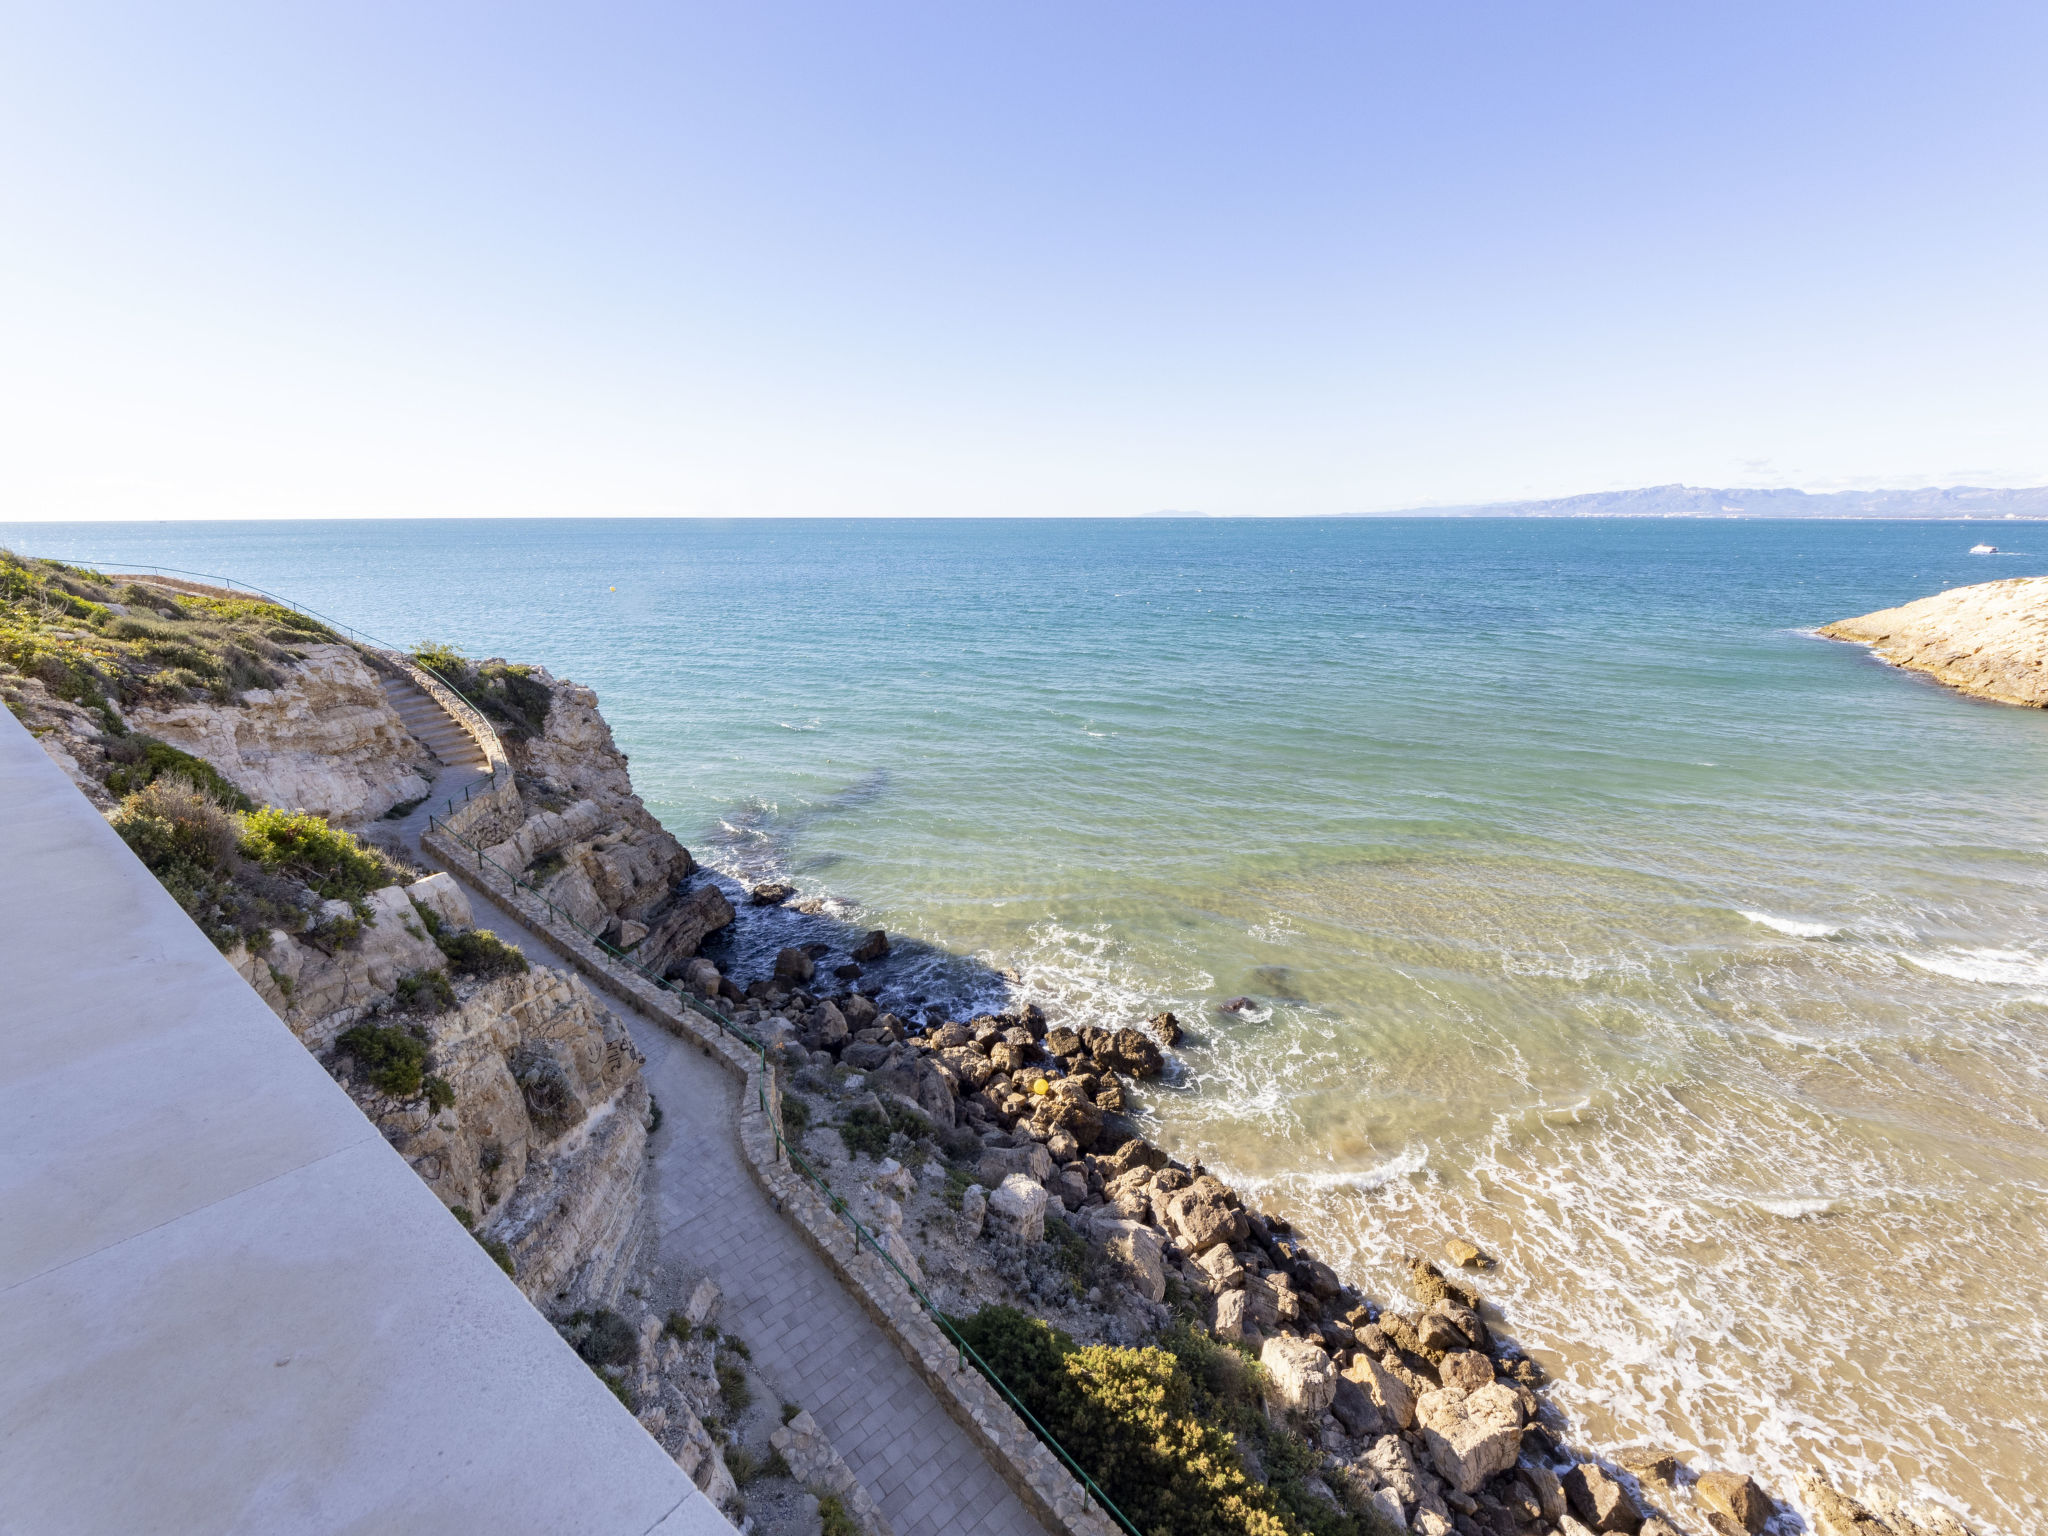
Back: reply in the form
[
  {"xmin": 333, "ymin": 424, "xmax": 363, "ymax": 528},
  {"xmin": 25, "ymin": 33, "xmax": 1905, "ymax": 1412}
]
[
  {"xmin": 1739, "ymin": 909, "xmax": 1841, "ymax": 939},
  {"xmin": 1751, "ymin": 1195, "xmax": 1840, "ymax": 1220},
  {"xmin": 1904, "ymin": 947, "xmax": 2048, "ymax": 988}
]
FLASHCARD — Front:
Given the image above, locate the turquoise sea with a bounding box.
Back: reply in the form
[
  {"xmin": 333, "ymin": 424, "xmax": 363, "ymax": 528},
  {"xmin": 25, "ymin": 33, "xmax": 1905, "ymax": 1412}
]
[{"xmin": 11, "ymin": 516, "xmax": 2047, "ymax": 1532}]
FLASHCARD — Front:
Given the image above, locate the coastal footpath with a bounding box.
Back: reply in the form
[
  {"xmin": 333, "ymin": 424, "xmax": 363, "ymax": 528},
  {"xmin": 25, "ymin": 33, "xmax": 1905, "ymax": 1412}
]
[
  {"xmin": 0, "ymin": 551, "xmax": 1988, "ymax": 1536},
  {"xmin": 1820, "ymin": 576, "xmax": 2048, "ymax": 706}
]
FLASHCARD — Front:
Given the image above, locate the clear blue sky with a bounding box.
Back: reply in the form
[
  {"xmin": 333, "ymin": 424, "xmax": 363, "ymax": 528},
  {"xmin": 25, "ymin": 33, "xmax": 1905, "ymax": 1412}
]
[{"xmin": 3, "ymin": 3, "xmax": 2044, "ymax": 518}]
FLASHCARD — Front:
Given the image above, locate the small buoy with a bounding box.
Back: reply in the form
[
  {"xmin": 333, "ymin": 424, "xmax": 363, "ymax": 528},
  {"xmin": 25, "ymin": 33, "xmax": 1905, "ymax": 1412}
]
[{"xmin": 1031, "ymin": 1078, "xmax": 1050, "ymax": 1097}]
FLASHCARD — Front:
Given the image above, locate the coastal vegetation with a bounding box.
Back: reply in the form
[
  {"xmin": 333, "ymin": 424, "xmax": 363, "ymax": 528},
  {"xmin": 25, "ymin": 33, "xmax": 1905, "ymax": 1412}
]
[
  {"xmin": 954, "ymin": 1306, "xmax": 1395, "ymax": 1536},
  {"xmin": 0, "ymin": 548, "xmax": 333, "ymax": 726},
  {"xmin": 107, "ymin": 774, "xmax": 407, "ymax": 952},
  {"xmin": 411, "ymin": 641, "xmax": 553, "ymax": 742}
]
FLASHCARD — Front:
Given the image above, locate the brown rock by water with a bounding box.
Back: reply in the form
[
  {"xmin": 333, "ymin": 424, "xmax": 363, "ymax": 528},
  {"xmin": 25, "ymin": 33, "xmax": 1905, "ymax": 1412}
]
[
  {"xmin": 1820, "ymin": 576, "xmax": 2048, "ymax": 708},
  {"xmin": 1563, "ymin": 1463, "xmax": 1644, "ymax": 1534},
  {"xmin": 851, "ymin": 929, "xmax": 890, "ymax": 962},
  {"xmin": 750, "ymin": 880, "xmax": 795, "ymax": 905},
  {"xmin": 1695, "ymin": 1471, "xmax": 1772, "ymax": 1535}
]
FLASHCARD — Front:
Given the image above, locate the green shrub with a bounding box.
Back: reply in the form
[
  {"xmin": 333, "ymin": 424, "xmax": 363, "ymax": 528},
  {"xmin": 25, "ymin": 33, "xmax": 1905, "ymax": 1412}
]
[
  {"xmin": 945, "ymin": 1165, "xmax": 977, "ymax": 1210},
  {"xmin": 952, "ymin": 1306, "xmax": 1309, "ymax": 1536},
  {"xmin": 337, "ymin": 1022, "xmax": 428, "ymax": 1097},
  {"xmin": 569, "ymin": 1309, "xmax": 639, "ymax": 1369},
  {"xmin": 839, "ymin": 1102, "xmax": 929, "ymax": 1158},
  {"xmin": 817, "ymin": 1492, "xmax": 860, "ymax": 1536},
  {"xmin": 450, "ymin": 1205, "xmax": 476, "ymax": 1228},
  {"xmin": 524, "ymin": 849, "xmax": 566, "ymax": 884},
  {"xmin": 436, "ymin": 927, "xmax": 529, "ymax": 979},
  {"xmin": 663, "ymin": 1311, "xmax": 693, "ymax": 1343},
  {"xmin": 778, "ymin": 1092, "xmax": 812, "ymax": 1137},
  {"xmin": 395, "ymin": 968, "xmax": 456, "ymax": 1014},
  {"xmin": 238, "ymin": 807, "xmax": 397, "ymax": 907},
  {"xmin": 100, "ymin": 734, "xmax": 252, "ymax": 809},
  {"xmin": 476, "ymin": 1231, "xmax": 514, "ymax": 1275},
  {"xmin": 757, "ymin": 1448, "xmax": 791, "ymax": 1482},
  {"xmin": 647, "ymin": 1095, "xmax": 664, "ymax": 1133},
  {"xmin": 779, "ymin": 1401, "xmax": 801, "ymax": 1425},
  {"xmin": 715, "ymin": 1356, "xmax": 753, "ymax": 1415},
  {"xmin": 424, "ymin": 1075, "xmax": 456, "ymax": 1112},
  {"xmin": 411, "ymin": 643, "xmax": 553, "ymax": 741}
]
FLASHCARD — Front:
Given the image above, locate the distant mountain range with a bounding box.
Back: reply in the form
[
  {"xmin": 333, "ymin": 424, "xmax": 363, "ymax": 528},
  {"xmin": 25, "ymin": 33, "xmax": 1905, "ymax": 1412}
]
[{"xmin": 1371, "ymin": 484, "xmax": 2048, "ymax": 518}]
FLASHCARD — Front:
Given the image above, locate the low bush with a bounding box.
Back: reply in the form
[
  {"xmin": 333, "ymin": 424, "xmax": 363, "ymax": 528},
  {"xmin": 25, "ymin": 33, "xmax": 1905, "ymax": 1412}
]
[
  {"xmin": 663, "ymin": 1311, "xmax": 693, "ymax": 1343},
  {"xmin": 839, "ymin": 1102, "xmax": 930, "ymax": 1158},
  {"xmin": 567, "ymin": 1309, "xmax": 639, "ymax": 1369},
  {"xmin": 100, "ymin": 734, "xmax": 252, "ymax": 809},
  {"xmin": 778, "ymin": 1093, "xmax": 812, "ymax": 1137},
  {"xmin": 394, "ymin": 968, "xmax": 456, "ymax": 1014},
  {"xmin": 436, "ymin": 926, "xmax": 529, "ymax": 980},
  {"xmin": 816, "ymin": 1492, "xmax": 860, "ymax": 1536},
  {"xmin": 239, "ymin": 807, "xmax": 398, "ymax": 908},
  {"xmin": 950, "ymin": 1306, "xmax": 1384, "ymax": 1536},
  {"xmin": 715, "ymin": 1355, "xmax": 753, "ymax": 1416},
  {"xmin": 336, "ymin": 1022, "xmax": 429, "ymax": 1098},
  {"xmin": 424, "ymin": 1075, "xmax": 456, "ymax": 1112}
]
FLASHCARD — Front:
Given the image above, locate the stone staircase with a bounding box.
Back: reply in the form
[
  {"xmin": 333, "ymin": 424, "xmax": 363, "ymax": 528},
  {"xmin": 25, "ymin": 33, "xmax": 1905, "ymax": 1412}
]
[{"xmin": 382, "ymin": 672, "xmax": 488, "ymax": 771}]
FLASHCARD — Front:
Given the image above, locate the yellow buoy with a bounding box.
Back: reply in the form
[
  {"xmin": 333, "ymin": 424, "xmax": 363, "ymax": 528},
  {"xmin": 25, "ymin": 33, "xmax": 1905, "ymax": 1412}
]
[{"xmin": 1031, "ymin": 1078, "xmax": 1050, "ymax": 1096}]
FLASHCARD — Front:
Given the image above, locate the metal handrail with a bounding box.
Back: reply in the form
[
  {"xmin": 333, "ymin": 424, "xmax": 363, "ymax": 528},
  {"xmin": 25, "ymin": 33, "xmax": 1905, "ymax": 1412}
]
[{"xmin": 425, "ymin": 809, "xmax": 1144, "ymax": 1536}]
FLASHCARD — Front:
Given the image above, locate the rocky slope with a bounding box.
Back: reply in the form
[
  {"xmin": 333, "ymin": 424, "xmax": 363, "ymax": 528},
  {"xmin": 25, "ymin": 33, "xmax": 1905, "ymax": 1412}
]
[{"xmin": 1820, "ymin": 576, "xmax": 2048, "ymax": 707}]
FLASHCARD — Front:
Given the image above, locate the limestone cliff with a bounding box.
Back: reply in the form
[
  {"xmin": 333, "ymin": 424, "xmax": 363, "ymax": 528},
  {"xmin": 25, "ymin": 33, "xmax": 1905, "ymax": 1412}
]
[
  {"xmin": 128, "ymin": 643, "xmax": 433, "ymax": 822},
  {"xmin": 1821, "ymin": 575, "xmax": 2048, "ymax": 707},
  {"xmin": 471, "ymin": 665, "xmax": 735, "ymax": 969}
]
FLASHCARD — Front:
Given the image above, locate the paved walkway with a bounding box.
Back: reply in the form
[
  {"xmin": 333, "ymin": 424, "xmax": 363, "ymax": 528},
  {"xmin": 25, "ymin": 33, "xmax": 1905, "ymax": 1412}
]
[{"xmin": 394, "ymin": 799, "xmax": 1052, "ymax": 1536}]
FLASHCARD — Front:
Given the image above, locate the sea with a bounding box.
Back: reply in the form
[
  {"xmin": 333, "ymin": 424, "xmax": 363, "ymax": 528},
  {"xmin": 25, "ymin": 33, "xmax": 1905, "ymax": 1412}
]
[{"xmin": 9, "ymin": 516, "xmax": 2046, "ymax": 1533}]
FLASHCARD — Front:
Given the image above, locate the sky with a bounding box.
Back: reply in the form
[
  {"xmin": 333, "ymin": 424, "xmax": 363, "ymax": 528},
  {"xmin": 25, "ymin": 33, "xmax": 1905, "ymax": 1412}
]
[{"xmin": 2, "ymin": 2, "xmax": 2045, "ymax": 520}]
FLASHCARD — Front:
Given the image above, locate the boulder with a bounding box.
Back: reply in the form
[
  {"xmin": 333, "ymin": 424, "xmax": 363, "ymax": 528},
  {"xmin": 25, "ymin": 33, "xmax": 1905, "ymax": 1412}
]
[
  {"xmin": 841, "ymin": 1041, "xmax": 889, "ymax": 1071},
  {"xmin": 1089, "ymin": 1215, "xmax": 1166, "ymax": 1301},
  {"xmin": 750, "ymin": 881, "xmax": 795, "ymax": 905},
  {"xmin": 1044, "ymin": 1026, "xmax": 1083, "ymax": 1059},
  {"xmin": 1213, "ymin": 1290, "xmax": 1251, "ymax": 1343},
  {"xmin": 805, "ymin": 1001, "xmax": 849, "ymax": 1047},
  {"xmin": 957, "ymin": 1184, "xmax": 988, "ymax": 1240},
  {"xmin": 1443, "ymin": 1235, "xmax": 1492, "ymax": 1270},
  {"xmin": 1415, "ymin": 1383, "xmax": 1524, "ymax": 1494},
  {"xmin": 1439, "ymin": 1349, "xmax": 1493, "ymax": 1393},
  {"xmin": 1096, "ymin": 1025, "xmax": 1164, "ymax": 1078},
  {"xmin": 1329, "ymin": 1374, "xmax": 1386, "ymax": 1438},
  {"xmin": 683, "ymin": 1277, "xmax": 721, "ymax": 1328},
  {"xmin": 1695, "ymin": 1471, "xmax": 1772, "ymax": 1535},
  {"xmin": 682, "ymin": 957, "xmax": 721, "ymax": 993},
  {"xmin": 774, "ymin": 946, "xmax": 816, "ymax": 986},
  {"xmin": 1259, "ymin": 1335, "xmax": 1337, "ymax": 1416},
  {"xmin": 1096, "ymin": 1137, "xmax": 1168, "ymax": 1181},
  {"xmin": 851, "ymin": 929, "xmax": 890, "ymax": 963},
  {"xmin": 1194, "ymin": 1243, "xmax": 1246, "ymax": 1292},
  {"xmin": 638, "ymin": 883, "xmax": 736, "ymax": 975},
  {"xmin": 1162, "ymin": 1177, "xmax": 1250, "ymax": 1255},
  {"xmin": 841, "ymin": 993, "xmax": 878, "ymax": 1031},
  {"xmin": 1149, "ymin": 1011, "xmax": 1181, "ymax": 1044},
  {"xmin": 976, "ymin": 1142, "xmax": 1054, "ymax": 1187},
  {"xmin": 406, "ymin": 871, "xmax": 472, "ymax": 933},
  {"xmin": 1562, "ymin": 1463, "xmax": 1644, "ymax": 1534},
  {"xmin": 1520, "ymin": 1464, "xmax": 1567, "ymax": 1523},
  {"xmin": 986, "ymin": 1173, "xmax": 1048, "ymax": 1243}
]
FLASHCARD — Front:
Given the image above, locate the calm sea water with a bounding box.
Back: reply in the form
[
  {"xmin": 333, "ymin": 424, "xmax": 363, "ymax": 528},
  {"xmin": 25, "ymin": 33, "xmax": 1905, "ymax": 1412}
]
[{"xmin": 12, "ymin": 517, "xmax": 2047, "ymax": 1531}]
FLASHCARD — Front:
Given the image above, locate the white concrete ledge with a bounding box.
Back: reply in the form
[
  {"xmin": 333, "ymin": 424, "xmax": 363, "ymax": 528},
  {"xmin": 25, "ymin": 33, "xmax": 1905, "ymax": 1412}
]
[{"xmin": 0, "ymin": 710, "xmax": 731, "ymax": 1535}]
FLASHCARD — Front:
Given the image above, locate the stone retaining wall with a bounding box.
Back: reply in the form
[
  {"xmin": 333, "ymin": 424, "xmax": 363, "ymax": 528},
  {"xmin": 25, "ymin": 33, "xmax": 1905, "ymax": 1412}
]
[{"xmin": 421, "ymin": 824, "xmax": 1124, "ymax": 1536}]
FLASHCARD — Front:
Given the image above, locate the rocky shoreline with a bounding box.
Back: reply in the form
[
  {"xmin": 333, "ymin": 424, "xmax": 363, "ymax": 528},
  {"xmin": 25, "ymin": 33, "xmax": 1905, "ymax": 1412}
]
[
  {"xmin": 659, "ymin": 928, "xmax": 1980, "ymax": 1536},
  {"xmin": 1820, "ymin": 575, "xmax": 2048, "ymax": 707}
]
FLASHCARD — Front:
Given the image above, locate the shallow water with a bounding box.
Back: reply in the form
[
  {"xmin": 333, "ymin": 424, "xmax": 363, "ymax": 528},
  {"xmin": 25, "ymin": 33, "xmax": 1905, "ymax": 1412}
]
[{"xmin": 13, "ymin": 516, "xmax": 2047, "ymax": 1532}]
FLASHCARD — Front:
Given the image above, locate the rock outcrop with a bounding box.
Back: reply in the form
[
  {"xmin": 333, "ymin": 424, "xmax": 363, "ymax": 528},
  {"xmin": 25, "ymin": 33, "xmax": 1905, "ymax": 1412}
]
[
  {"xmin": 1821, "ymin": 576, "xmax": 2048, "ymax": 707},
  {"xmin": 479, "ymin": 666, "xmax": 732, "ymax": 966}
]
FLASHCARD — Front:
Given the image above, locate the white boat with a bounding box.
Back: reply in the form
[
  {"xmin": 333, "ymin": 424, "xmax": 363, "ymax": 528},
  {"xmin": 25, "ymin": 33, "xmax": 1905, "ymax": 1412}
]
[{"xmin": 1970, "ymin": 543, "xmax": 1998, "ymax": 554}]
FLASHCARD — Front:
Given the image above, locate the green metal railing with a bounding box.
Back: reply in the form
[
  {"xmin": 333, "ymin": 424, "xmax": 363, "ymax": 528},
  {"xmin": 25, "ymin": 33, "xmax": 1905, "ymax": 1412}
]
[{"xmin": 424, "ymin": 808, "xmax": 1143, "ymax": 1536}]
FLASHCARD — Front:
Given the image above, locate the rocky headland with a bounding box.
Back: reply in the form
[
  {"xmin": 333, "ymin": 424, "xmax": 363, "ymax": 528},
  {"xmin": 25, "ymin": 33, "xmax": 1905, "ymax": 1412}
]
[
  {"xmin": 1820, "ymin": 576, "xmax": 2048, "ymax": 707},
  {"xmin": 2, "ymin": 549, "xmax": 1984, "ymax": 1536}
]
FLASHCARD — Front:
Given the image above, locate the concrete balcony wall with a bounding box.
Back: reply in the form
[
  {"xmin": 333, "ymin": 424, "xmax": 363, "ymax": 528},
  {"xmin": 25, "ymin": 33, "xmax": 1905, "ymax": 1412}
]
[{"xmin": 0, "ymin": 711, "xmax": 730, "ymax": 1536}]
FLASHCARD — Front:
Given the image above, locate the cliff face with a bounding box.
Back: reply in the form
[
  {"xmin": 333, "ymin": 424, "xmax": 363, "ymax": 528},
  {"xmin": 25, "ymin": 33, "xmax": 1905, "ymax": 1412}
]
[
  {"xmin": 1821, "ymin": 575, "xmax": 2048, "ymax": 707},
  {"xmin": 475, "ymin": 666, "xmax": 735, "ymax": 968}
]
